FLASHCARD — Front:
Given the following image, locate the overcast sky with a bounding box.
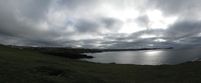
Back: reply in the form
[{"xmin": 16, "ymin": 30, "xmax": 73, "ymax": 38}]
[{"xmin": 0, "ymin": 0, "xmax": 201, "ymax": 48}]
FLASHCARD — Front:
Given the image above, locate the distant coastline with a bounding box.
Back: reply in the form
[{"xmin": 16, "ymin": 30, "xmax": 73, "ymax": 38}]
[{"xmin": 1, "ymin": 44, "xmax": 173, "ymax": 59}]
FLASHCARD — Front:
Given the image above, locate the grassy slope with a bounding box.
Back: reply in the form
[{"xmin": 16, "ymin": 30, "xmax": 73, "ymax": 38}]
[{"xmin": 0, "ymin": 45, "xmax": 201, "ymax": 83}]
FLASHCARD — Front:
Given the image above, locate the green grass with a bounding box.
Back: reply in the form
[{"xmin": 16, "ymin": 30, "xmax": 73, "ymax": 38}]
[{"xmin": 0, "ymin": 45, "xmax": 201, "ymax": 83}]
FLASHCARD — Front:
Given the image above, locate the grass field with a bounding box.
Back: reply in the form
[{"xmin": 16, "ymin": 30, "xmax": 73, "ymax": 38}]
[{"xmin": 0, "ymin": 45, "xmax": 201, "ymax": 83}]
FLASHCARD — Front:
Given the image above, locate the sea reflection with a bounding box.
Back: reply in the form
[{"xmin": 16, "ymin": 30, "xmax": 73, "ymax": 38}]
[
  {"xmin": 142, "ymin": 50, "xmax": 167, "ymax": 65},
  {"xmin": 83, "ymin": 48, "xmax": 201, "ymax": 65},
  {"xmin": 145, "ymin": 50, "xmax": 163, "ymax": 56}
]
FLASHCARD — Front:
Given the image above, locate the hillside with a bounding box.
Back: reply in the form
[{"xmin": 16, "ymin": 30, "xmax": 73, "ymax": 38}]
[{"xmin": 0, "ymin": 45, "xmax": 201, "ymax": 83}]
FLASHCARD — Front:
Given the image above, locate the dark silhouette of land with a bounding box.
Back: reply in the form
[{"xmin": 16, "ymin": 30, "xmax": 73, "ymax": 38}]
[
  {"xmin": 3, "ymin": 44, "xmax": 201, "ymax": 83},
  {"xmin": 7, "ymin": 45, "xmax": 173, "ymax": 59}
]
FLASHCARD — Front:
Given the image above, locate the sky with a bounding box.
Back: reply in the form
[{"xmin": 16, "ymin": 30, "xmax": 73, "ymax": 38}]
[{"xmin": 0, "ymin": 0, "xmax": 201, "ymax": 48}]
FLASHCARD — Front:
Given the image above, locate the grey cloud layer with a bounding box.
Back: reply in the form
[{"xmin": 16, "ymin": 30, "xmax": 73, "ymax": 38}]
[{"xmin": 0, "ymin": 0, "xmax": 201, "ymax": 48}]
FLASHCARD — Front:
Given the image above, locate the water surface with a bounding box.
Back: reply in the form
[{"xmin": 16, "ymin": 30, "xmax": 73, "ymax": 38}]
[{"xmin": 83, "ymin": 48, "xmax": 201, "ymax": 65}]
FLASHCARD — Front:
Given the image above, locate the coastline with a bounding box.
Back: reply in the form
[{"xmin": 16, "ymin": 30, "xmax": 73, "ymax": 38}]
[{"xmin": 0, "ymin": 45, "xmax": 201, "ymax": 83}]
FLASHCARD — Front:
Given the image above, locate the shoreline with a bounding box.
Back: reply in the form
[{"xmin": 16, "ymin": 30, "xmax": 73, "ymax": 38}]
[{"xmin": 1, "ymin": 45, "xmax": 201, "ymax": 83}]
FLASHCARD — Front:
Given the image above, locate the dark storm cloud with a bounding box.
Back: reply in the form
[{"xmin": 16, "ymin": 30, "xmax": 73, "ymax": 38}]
[
  {"xmin": 166, "ymin": 20, "xmax": 201, "ymax": 39},
  {"xmin": 73, "ymin": 17, "xmax": 122, "ymax": 34},
  {"xmin": 74, "ymin": 19, "xmax": 101, "ymax": 33},
  {"xmin": 158, "ymin": 20, "xmax": 201, "ymax": 48}
]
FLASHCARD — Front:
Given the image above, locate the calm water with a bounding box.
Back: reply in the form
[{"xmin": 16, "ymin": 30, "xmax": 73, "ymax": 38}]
[{"xmin": 83, "ymin": 48, "xmax": 201, "ymax": 65}]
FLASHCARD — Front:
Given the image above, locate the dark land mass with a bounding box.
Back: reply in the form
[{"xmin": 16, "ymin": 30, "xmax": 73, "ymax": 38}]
[
  {"xmin": 1, "ymin": 44, "xmax": 201, "ymax": 83},
  {"xmin": 7, "ymin": 45, "xmax": 173, "ymax": 59}
]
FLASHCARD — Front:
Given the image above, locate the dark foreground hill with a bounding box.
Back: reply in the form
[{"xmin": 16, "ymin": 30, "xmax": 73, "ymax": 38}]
[{"xmin": 0, "ymin": 45, "xmax": 201, "ymax": 83}]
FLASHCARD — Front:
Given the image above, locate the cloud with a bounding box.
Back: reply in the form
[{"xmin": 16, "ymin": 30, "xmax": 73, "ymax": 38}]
[
  {"xmin": 150, "ymin": 0, "xmax": 201, "ymax": 19},
  {"xmin": 73, "ymin": 17, "xmax": 122, "ymax": 34},
  {"xmin": 166, "ymin": 20, "xmax": 201, "ymax": 38},
  {"xmin": 136, "ymin": 14, "xmax": 150, "ymax": 26},
  {"xmin": 0, "ymin": 0, "xmax": 201, "ymax": 48}
]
